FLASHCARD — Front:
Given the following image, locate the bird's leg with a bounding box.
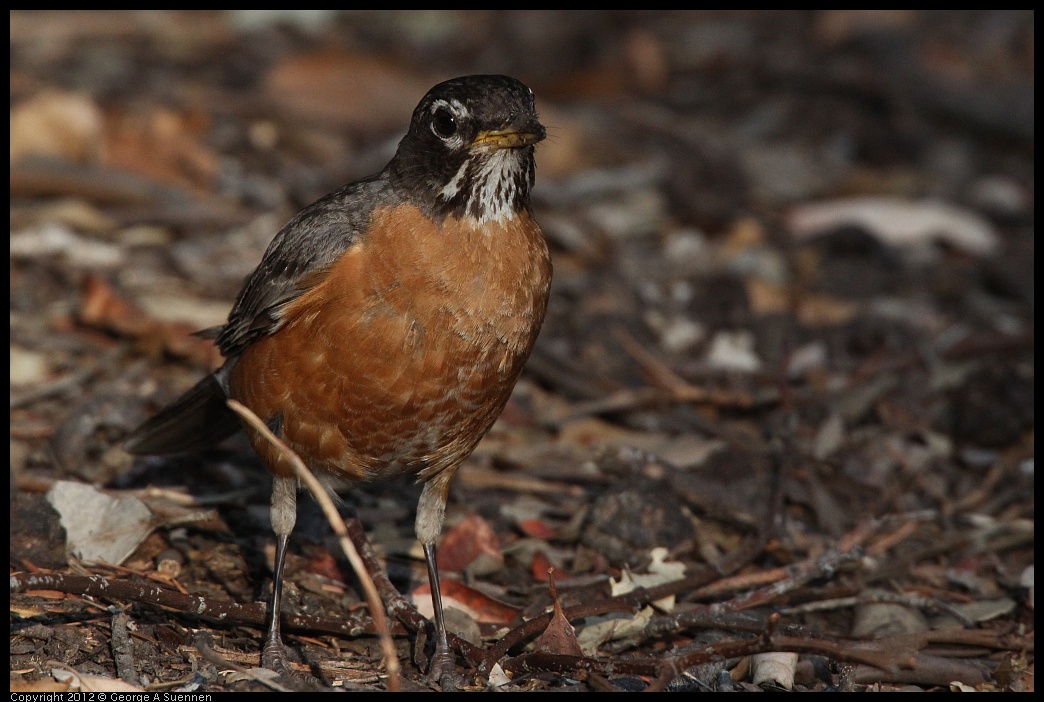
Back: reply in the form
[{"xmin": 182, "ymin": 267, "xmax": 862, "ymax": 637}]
[
  {"xmin": 261, "ymin": 475, "xmax": 297, "ymax": 675},
  {"xmin": 416, "ymin": 477, "xmax": 464, "ymax": 689},
  {"xmin": 422, "ymin": 541, "xmax": 455, "ymax": 682}
]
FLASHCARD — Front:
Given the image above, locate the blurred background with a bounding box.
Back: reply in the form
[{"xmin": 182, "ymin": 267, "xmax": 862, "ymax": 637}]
[{"xmin": 10, "ymin": 11, "xmax": 1034, "ymax": 692}]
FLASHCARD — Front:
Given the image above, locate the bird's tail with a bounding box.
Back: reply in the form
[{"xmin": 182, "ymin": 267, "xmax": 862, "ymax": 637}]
[{"xmin": 124, "ymin": 374, "xmax": 240, "ymax": 455}]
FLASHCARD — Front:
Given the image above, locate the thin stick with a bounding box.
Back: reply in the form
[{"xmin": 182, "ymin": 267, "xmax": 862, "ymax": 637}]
[
  {"xmin": 226, "ymin": 399, "xmax": 401, "ymax": 691},
  {"xmin": 193, "ymin": 631, "xmax": 292, "ymax": 692}
]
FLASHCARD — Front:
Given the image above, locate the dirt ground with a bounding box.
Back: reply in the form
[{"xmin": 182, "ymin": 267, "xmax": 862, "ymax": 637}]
[{"xmin": 10, "ymin": 10, "xmax": 1034, "ymax": 692}]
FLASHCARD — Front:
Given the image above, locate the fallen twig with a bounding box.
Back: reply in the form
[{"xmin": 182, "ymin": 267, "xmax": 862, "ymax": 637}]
[{"xmin": 226, "ymin": 399, "xmax": 401, "ymax": 691}]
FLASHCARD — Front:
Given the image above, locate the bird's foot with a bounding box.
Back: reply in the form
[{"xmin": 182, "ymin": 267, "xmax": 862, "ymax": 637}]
[
  {"xmin": 427, "ymin": 637, "xmax": 466, "ymax": 691},
  {"xmin": 261, "ymin": 639, "xmax": 324, "ymax": 688}
]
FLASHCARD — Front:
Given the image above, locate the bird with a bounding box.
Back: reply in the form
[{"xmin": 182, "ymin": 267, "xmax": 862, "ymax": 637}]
[{"xmin": 124, "ymin": 74, "xmax": 552, "ymax": 684}]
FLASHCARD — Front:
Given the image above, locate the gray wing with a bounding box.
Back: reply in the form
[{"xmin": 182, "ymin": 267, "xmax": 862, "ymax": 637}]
[
  {"xmin": 125, "ymin": 174, "xmax": 399, "ymax": 455},
  {"xmin": 215, "ymin": 173, "xmax": 395, "ymax": 359}
]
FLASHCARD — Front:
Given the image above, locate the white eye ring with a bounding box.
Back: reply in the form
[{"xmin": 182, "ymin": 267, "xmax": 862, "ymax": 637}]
[
  {"xmin": 431, "ymin": 107, "xmax": 457, "ymax": 139},
  {"xmin": 430, "ymin": 99, "xmax": 468, "ymax": 142}
]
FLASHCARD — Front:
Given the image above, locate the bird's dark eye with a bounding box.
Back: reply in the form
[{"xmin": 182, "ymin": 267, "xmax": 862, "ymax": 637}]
[{"xmin": 431, "ymin": 107, "xmax": 458, "ymax": 140}]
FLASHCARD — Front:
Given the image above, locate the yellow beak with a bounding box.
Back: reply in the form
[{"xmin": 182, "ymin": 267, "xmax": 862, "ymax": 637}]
[{"xmin": 471, "ymin": 127, "xmax": 545, "ymax": 152}]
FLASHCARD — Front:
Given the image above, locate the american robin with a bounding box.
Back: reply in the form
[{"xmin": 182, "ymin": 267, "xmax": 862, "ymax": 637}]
[{"xmin": 124, "ymin": 74, "xmax": 551, "ymax": 683}]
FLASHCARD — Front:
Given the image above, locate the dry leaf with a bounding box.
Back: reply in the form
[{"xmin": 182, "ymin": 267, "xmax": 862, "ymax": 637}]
[
  {"xmin": 10, "ymin": 345, "xmax": 52, "ymax": 387},
  {"xmin": 705, "ymin": 330, "xmax": 762, "ymax": 372},
  {"xmin": 576, "ymin": 607, "xmax": 654, "ymax": 656},
  {"xmin": 103, "ymin": 105, "xmax": 218, "ymax": 194},
  {"xmin": 851, "ymin": 589, "xmax": 931, "ymax": 637},
  {"xmin": 488, "ymin": 662, "xmax": 512, "ymax": 688},
  {"xmin": 533, "ymin": 572, "xmax": 584, "ymax": 657},
  {"xmin": 10, "ymin": 90, "xmax": 104, "ymax": 164},
  {"xmin": 45, "ymin": 481, "xmax": 154, "ymax": 565},
  {"xmin": 529, "ymin": 549, "xmax": 567, "ymax": 582},
  {"xmin": 51, "ymin": 668, "xmax": 143, "ymax": 693},
  {"xmin": 78, "ymin": 274, "xmax": 222, "ymax": 367},
  {"xmin": 787, "ymin": 197, "xmax": 998, "ymax": 256},
  {"xmin": 11, "ymin": 223, "xmax": 124, "ymax": 269},
  {"xmin": 609, "ymin": 546, "xmax": 685, "ymax": 611},
  {"xmin": 436, "ymin": 514, "xmax": 503, "ymax": 575},
  {"xmin": 752, "ymin": 651, "xmax": 799, "ymax": 689},
  {"xmin": 518, "ymin": 518, "xmax": 557, "ymax": 540},
  {"xmin": 411, "ymin": 579, "xmax": 518, "ymax": 626}
]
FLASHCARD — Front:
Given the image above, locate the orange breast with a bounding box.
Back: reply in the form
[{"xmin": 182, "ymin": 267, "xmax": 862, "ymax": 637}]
[{"xmin": 228, "ymin": 204, "xmax": 551, "ymax": 484}]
